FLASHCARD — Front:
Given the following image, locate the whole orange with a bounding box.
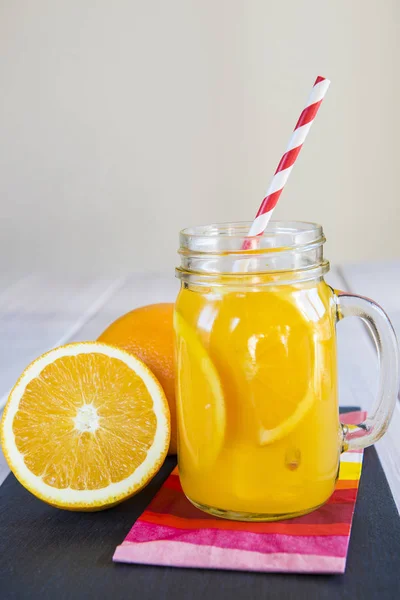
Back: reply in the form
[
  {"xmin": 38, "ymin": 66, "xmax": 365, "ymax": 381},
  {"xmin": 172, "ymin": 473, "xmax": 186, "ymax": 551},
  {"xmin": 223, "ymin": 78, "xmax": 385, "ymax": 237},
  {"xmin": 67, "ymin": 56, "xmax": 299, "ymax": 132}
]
[{"xmin": 98, "ymin": 303, "xmax": 177, "ymax": 454}]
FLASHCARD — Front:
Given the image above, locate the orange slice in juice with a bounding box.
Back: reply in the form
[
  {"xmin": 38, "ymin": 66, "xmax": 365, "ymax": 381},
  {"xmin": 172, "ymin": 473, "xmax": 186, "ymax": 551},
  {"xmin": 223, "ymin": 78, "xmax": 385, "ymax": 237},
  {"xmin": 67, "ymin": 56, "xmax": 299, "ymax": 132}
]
[
  {"xmin": 174, "ymin": 312, "xmax": 225, "ymax": 467},
  {"xmin": 209, "ymin": 290, "xmax": 317, "ymax": 445},
  {"xmin": 1, "ymin": 342, "xmax": 170, "ymax": 510}
]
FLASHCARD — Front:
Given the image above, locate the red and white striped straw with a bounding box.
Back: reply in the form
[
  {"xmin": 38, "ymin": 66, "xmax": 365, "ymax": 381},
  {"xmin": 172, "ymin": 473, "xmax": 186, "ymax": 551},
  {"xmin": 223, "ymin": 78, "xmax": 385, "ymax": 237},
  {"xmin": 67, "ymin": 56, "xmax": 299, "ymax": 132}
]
[{"xmin": 245, "ymin": 76, "xmax": 330, "ymax": 244}]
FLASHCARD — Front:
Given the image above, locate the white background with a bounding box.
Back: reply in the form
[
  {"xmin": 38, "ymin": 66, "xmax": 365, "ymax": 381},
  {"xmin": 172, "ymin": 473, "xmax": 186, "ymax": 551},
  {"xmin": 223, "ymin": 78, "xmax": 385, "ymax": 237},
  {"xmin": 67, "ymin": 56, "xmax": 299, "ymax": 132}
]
[{"xmin": 1, "ymin": 0, "xmax": 399, "ymax": 273}]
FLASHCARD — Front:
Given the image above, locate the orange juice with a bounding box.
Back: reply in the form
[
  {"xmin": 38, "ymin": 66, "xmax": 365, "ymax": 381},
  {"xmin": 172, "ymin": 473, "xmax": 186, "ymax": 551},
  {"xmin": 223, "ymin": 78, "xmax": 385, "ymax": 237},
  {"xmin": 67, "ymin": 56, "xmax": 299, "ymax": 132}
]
[{"xmin": 174, "ymin": 279, "xmax": 340, "ymax": 520}]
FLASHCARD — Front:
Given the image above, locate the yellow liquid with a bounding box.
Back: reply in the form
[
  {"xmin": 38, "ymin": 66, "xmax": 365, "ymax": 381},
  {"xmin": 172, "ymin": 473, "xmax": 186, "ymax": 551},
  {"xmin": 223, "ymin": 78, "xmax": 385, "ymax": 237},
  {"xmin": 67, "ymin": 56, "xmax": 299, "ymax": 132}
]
[{"xmin": 175, "ymin": 280, "xmax": 341, "ymax": 519}]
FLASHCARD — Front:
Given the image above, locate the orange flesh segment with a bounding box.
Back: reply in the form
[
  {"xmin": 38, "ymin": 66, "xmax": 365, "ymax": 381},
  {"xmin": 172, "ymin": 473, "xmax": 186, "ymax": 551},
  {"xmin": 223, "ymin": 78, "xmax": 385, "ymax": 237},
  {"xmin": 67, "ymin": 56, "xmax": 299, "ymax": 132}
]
[{"xmin": 12, "ymin": 353, "xmax": 156, "ymax": 490}]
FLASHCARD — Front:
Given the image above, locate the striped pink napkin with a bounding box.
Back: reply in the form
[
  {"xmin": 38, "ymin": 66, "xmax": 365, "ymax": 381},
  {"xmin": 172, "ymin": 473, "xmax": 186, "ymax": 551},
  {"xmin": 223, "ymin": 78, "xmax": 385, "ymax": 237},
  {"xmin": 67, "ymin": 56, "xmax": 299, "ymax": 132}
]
[{"xmin": 114, "ymin": 411, "xmax": 365, "ymax": 574}]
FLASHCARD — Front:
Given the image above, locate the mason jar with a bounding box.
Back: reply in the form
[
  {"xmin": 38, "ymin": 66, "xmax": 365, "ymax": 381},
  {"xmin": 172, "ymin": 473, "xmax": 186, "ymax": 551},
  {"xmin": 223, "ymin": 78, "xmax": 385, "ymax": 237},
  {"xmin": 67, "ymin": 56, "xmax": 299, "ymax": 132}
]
[{"xmin": 174, "ymin": 221, "xmax": 399, "ymax": 521}]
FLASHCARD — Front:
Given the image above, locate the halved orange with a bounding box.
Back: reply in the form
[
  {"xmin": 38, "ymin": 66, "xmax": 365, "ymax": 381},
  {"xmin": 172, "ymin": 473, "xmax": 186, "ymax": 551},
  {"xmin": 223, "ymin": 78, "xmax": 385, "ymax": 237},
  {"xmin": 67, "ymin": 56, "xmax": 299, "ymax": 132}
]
[{"xmin": 0, "ymin": 342, "xmax": 170, "ymax": 510}]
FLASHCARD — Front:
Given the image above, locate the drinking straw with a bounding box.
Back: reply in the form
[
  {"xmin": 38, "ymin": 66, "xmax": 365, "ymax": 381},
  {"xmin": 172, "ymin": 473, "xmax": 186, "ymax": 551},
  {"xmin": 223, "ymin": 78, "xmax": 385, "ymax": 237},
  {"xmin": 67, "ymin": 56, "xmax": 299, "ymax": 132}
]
[{"xmin": 243, "ymin": 76, "xmax": 330, "ymax": 249}]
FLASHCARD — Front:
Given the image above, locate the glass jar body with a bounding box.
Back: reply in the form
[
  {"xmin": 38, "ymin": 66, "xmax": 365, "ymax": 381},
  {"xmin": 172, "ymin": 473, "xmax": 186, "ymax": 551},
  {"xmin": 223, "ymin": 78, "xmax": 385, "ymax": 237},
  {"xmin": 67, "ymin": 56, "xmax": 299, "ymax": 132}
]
[{"xmin": 175, "ymin": 273, "xmax": 339, "ymax": 520}]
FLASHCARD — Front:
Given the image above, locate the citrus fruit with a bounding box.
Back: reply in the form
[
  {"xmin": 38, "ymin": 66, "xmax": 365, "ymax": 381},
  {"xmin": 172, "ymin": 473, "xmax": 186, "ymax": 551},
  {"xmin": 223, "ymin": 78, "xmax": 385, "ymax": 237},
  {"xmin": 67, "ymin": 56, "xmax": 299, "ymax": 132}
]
[
  {"xmin": 0, "ymin": 342, "xmax": 170, "ymax": 510},
  {"xmin": 209, "ymin": 290, "xmax": 316, "ymax": 445},
  {"xmin": 174, "ymin": 312, "xmax": 225, "ymax": 468},
  {"xmin": 98, "ymin": 303, "xmax": 177, "ymax": 454}
]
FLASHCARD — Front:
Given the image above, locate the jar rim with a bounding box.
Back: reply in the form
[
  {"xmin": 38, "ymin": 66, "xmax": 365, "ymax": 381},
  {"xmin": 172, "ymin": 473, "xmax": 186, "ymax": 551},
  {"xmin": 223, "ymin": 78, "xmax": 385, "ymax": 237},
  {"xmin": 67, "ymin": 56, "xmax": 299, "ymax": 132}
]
[
  {"xmin": 177, "ymin": 220, "xmax": 328, "ymax": 282},
  {"xmin": 179, "ymin": 220, "xmax": 324, "ymax": 253}
]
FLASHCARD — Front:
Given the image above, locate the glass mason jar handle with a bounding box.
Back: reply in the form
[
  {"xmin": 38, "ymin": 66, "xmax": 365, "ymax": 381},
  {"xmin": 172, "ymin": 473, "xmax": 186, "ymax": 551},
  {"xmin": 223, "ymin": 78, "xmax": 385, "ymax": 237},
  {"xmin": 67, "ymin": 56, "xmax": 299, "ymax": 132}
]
[{"xmin": 336, "ymin": 291, "xmax": 399, "ymax": 451}]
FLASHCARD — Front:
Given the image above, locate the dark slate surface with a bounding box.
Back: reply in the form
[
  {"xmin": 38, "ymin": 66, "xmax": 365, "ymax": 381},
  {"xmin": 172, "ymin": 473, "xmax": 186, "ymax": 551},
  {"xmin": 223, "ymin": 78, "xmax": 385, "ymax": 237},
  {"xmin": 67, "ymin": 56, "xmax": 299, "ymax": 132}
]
[{"xmin": 1, "ymin": 408, "xmax": 399, "ymax": 600}]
